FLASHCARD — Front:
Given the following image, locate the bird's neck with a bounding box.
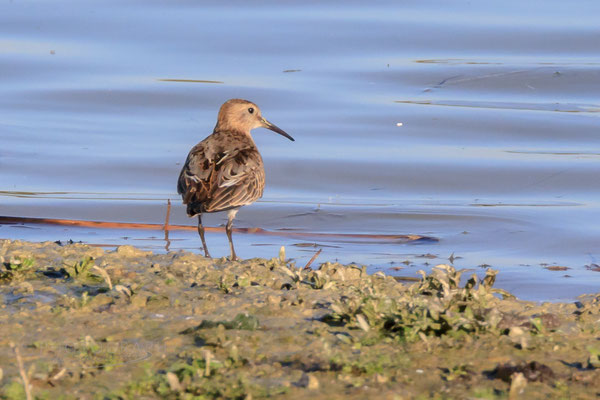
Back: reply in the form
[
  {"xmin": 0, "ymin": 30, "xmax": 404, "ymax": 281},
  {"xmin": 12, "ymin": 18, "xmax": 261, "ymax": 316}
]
[
  {"xmin": 214, "ymin": 120, "xmax": 246, "ymax": 132},
  {"xmin": 213, "ymin": 125, "xmax": 256, "ymax": 145}
]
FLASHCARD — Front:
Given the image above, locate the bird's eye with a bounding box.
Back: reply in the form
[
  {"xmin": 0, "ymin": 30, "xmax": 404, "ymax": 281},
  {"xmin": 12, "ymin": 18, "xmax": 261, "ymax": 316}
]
[{"xmin": 248, "ymin": 107, "xmax": 254, "ymax": 114}]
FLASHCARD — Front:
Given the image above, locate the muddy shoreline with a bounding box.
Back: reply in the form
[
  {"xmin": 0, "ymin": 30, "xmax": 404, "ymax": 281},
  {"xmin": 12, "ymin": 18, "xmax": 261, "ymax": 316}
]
[{"xmin": 0, "ymin": 239, "xmax": 598, "ymax": 399}]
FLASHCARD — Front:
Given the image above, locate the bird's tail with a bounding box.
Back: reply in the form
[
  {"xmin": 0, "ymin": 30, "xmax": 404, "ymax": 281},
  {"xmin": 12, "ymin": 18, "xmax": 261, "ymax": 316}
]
[{"xmin": 186, "ymin": 202, "xmax": 204, "ymax": 217}]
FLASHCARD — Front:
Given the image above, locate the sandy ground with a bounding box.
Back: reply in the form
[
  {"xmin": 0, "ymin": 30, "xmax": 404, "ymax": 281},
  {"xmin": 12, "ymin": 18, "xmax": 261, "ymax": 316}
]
[{"xmin": 0, "ymin": 239, "xmax": 599, "ymax": 399}]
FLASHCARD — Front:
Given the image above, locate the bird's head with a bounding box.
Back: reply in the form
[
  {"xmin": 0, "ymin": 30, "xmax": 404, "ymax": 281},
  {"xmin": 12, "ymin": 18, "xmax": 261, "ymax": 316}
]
[{"xmin": 214, "ymin": 99, "xmax": 294, "ymax": 141}]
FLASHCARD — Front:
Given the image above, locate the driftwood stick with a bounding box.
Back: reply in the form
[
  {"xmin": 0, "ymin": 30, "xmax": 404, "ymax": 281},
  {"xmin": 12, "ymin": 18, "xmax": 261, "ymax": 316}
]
[
  {"xmin": 164, "ymin": 199, "xmax": 171, "ymax": 231},
  {"xmin": 0, "ymin": 215, "xmax": 435, "ymax": 243},
  {"xmin": 303, "ymin": 249, "xmax": 322, "ymax": 270}
]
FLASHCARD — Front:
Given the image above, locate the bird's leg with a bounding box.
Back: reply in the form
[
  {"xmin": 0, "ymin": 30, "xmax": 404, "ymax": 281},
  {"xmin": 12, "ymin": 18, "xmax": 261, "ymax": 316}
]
[
  {"xmin": 226, "ymin": 209, "xmax": 239, "ymax": 261},
  {"xmin": 197, "ymin": 214, "xmax": 211, "ymax": 258}
]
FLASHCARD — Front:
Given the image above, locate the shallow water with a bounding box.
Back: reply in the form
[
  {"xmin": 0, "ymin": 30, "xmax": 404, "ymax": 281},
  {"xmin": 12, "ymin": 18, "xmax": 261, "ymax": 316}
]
[{"xmin": 1, "ymin": 0, "xmax": 599, "ymax": 301}]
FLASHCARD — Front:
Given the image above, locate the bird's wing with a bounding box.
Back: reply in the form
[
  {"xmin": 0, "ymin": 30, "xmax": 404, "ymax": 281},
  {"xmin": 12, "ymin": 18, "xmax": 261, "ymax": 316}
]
[
  {"xmin": 205, "ymin": 147, "xmax": 265, "ymax": 212},
  {"xmin": 177, "ymin": 142, "xmax": 212, "ymax": 205},
  {"xmin": 178, "ymin": 142, "xmax": 264, "ymax": 213}
]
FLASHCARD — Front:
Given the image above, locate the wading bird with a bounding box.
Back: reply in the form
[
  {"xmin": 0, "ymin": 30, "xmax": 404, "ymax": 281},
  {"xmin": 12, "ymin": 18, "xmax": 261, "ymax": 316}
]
[{"xmin": 177, "ymin": 99, "xmax": 294, "ymax": 260}]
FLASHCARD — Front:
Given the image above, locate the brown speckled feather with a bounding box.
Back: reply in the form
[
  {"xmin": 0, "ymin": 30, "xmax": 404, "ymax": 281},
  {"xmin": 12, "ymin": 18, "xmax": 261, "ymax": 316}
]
[{"xmin": 177, "ymin": 130, "xmax": 265, "ymax": 216}]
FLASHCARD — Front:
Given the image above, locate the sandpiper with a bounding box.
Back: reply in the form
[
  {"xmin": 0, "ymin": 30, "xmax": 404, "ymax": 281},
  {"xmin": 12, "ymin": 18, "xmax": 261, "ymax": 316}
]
[{"xmin": 177, "ymin": 99, "xmax": 294, "ymax": 260}]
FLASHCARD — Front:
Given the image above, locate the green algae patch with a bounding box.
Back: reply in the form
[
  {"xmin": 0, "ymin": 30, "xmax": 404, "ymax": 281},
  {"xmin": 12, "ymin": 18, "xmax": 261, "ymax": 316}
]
[{"xmin": 0, "ymin": 239, "xmax": 599, "ymax": 399}]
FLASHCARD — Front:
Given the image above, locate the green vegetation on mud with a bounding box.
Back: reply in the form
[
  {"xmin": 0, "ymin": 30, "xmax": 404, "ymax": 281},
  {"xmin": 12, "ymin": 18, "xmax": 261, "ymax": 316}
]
[{"xmin": 0, "ymin": 239, "xmax": 599, "ymax": 399}]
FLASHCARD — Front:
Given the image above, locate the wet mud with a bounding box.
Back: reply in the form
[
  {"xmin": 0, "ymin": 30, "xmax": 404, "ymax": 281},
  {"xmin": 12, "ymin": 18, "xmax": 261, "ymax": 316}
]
[{"xmin": 0, "ymin": 239, "xmax": 599, "ymax": 399}]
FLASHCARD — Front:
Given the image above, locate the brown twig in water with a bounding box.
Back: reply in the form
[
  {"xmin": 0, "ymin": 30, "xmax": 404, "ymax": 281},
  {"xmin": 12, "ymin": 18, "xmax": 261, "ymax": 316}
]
[
  {"xmin": 303, "ymin": 249, "xmax": 322, "ymax": 270},
  {"xmin": 164, "ymin": 229, "xmax": 171, "ymax": 252},
  {"xmin": 164, "ymin": 199, "xmax": 171, "ymax": 251},
  {"xmin": 11, "ymin": 343, "xmax": 32, "ymax": 400},
  {"xmin": 163, "ymin": 199, "xmax": 171, "ymax": 231},
  {"xmin": 0, "ymin": 215, "xmax": 437, "ymax": 243}
]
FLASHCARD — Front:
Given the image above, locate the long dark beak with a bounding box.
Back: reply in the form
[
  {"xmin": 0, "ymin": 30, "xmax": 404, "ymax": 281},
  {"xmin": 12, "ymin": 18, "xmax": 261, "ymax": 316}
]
[{"xmin": 261, "ymin": 118, "xmax": 294, "ymax": 141}]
